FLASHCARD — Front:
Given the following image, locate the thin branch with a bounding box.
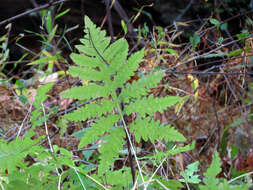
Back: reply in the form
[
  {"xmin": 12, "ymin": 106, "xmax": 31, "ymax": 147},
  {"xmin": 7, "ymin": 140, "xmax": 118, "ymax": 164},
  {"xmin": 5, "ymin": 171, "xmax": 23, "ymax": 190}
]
[
  {"xmin": 42, "ymin": 103, "xmax": 60, "ymax": 176},
  {"xmin": 169, "ymin": 38, "xmax": 245, "ymax": 71},
  {"xmin": 73, "ymin": 168, "xmax": 87, "ymax": 190},
  {"xmin": 104, "ymin": 0, "xmax": 114, "ymax": 41},
  {"xmin": 125, "ymin": 129, "xmax": 136, "ymax": 183},
  {"xmin": 165, "ymin": 70, "xmax": 253, "ymax": 76},
  {"xmin": 0, "ymin": 0, "xmax": 70, "ymax": 27},
  {"xmin": 181, "ymin": 54, "xmax": 253, "ymax": 71}
]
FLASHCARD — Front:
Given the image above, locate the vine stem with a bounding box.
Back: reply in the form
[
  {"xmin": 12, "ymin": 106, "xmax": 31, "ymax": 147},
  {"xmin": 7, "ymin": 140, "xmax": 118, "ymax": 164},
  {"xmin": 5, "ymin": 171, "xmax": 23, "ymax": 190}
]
[{"xmin": 114, "ymin": 95, "xmax": 145, "ymax": 186}]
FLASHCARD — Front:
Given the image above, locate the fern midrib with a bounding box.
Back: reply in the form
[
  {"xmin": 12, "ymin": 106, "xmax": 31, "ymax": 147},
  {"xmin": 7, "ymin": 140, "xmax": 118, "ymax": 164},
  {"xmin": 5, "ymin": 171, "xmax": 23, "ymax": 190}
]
[{"xmin": 112, "ymin": 91, "xmax": 145, "ymax": 183}]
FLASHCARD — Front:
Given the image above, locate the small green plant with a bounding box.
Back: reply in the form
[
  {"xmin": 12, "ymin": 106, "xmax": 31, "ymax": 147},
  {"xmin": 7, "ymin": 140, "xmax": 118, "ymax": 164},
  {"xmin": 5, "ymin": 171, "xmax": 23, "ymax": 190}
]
[
  {"xmin": 178, "ymin": 151, "xmax": 252, "ymax": 190},
  {"xmin": 60, "ymin": 16, "xmax": 188, "ymax": 188},
  {"xmin": 0, "ymin": 82, "xmax": 77, "ymax": 190},
  {"xmin": 190, "ymin": 32, "xmax": 200, "ymax": 50}
]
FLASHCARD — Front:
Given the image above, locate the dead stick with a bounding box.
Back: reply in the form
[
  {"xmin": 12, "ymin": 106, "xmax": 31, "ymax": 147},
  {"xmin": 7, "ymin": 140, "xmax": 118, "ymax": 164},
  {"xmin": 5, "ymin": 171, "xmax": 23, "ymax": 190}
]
[{"xmin": 0, "ymin": 0, "xmax": 70, "ymax": 27}]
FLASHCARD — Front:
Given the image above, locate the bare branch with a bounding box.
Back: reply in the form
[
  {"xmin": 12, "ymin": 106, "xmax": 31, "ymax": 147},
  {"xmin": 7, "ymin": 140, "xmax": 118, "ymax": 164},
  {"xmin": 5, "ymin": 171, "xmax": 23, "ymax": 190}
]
[{"xmin": 0, "ymin": 0, "xmax": 70, "ymax": 27}]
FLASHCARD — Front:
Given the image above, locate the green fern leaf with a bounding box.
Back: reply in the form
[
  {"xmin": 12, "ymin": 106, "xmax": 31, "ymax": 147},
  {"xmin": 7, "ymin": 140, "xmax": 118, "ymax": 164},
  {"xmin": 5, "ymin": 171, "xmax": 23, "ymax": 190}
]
[
  {"xmin": 64, "ymin": 99, "xmax": 115, "ymax": 121},
  {"xmin": 199, "ymin": 151, "xmax": 222, "ymax": 190},
  {"xmin": 158, "ymin": 124, "xmax": 186, "ymax": 142},
  {"xmin": 33, "ymin": 82, "xmax": 54, "ymax": 108},
  {"xmin": 0, "ymin": 138, "xmax": 41, "ymax": 172},
  {"xmin": 61, "ymin": 84, "xmax": 110, "ymax": 100},
  {"xmin": 125, "ymin": 95, "xmax": 181, "ymax": 117},
  {"xmin": 98, "ymin": 128, "xmax": 125, "ymax": 176},
  {"xmin": 30, "ymin": 82, "xmax": 54, "ymax": 127},
  {"xmin": 130, "ymin": 117, "xmax": 185, "ymax": 143},
  {"xmin": 155, "ymin": 143, "xmax": 195, "ymax": 162},
  {"xmin": 78, "ymin": 114, "xmax": 120, "ymax": 148},
  {"xmin": 111, "ymin": 48, "xmax": 144, "ymax": 89},
  {"xmin": 119, "ymin": 71, "xmax": 164, "ymax": 102},
  {"xmin": 69, "ymin": 66, "xmax": 106, "ymax": 82},
  {"xmin": 81, "ymin": 16, "xmax": 110, "ymax": 54},
  {"xmin": 104, "ymin": 38, "xmax": 129, "ymax": 73},
  {"xmin": 70, "ymin": 53, "xmax": 102, "ymax": 68},
  {"xmin": 106, "ymin": 167, "xmax": 132, "ymax": 189}
]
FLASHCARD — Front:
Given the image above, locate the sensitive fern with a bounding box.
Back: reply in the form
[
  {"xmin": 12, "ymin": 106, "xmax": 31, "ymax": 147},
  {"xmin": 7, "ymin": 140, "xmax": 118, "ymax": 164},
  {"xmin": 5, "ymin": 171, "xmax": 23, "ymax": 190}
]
[{"xmin": 61, "ymin": 16, "xmax": 186, "ymax": 180}]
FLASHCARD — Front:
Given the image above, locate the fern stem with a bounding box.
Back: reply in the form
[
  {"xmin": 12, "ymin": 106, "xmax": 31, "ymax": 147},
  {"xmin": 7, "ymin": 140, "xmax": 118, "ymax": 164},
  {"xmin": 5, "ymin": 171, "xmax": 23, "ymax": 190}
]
[
  {"xmin": 125, "ymin": 127, "xmax": 136, "ymax": 183},
  {"xmin": 114, "ymin": 96, "xmax": 145, "ymax": 185},
  {"xmin": 42, "ymin": 103, "xmax": 60, "ymax": 177},
  {"xmin": 73, "ymin": 168, "xmax": 87, "ymax": 190},
  {"xmin": 87, "ymin": 27, "xmax": 109, "ymax": 66},
  {"xmin": 17, "ymin": 103, "xmax": 33, "ymax": 138},
  {"xmin": 57, "ymin": 173, "xmax": 62, "ymax": 190},
  {"xmin": 0, "ymin": 180, "xmax": 5, "ymax": 190}
]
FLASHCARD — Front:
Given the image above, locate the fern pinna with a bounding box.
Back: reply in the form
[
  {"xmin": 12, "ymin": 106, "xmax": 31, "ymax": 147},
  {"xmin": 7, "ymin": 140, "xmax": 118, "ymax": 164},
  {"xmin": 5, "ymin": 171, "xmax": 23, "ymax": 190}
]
[{"xmin": 61, "ymin": 16, "xmax": 186, "ymax": 181}]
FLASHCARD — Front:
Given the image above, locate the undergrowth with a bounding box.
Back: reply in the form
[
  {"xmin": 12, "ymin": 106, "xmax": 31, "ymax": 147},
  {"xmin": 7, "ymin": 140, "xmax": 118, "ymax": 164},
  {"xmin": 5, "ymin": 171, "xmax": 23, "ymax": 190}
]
[{"xmin": 0, "ymin": 16, "xmax": 253, "ymax": 190}]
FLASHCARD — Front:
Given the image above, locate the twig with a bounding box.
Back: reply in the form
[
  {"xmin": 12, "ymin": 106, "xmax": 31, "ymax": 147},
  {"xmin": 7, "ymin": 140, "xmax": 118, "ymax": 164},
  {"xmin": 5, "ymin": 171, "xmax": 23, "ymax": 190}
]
[
  {"xmin": 113, "ymin": 0, "xmax": 133, "ymax": 33},
  {"xmin": 0, "ymin": 180, "xmax": 5, "ymax": 190},
  {"xmin": 182, "ymin": 54, "xmax": 253, "ymax": 71},
  {"xmin": 170, "ymin": 38, "xmax": 245, "ymax": 71},
  {"xmin": 175, "ymin": 0, "xmax": 193, "ymax": 22},
  {"xmin": 104, "ymin": 0, "xmax": 114, "ymax": 41},
  {"xmin": 125, "ymin": 129, "xmax": 136, "ymax": 183},
  {"xmin": 165, "ymin": 70, "xmax": 253, "ymax": 76},
  {"xmin": 131, "ymin": 179, "xmax": 170, "ymax": 190},
  {"xmin": 215, "ymin": 0, "xmax": 240, "ymax": 49},
  {"xmin": 16, "ymin": 103, "xmax": 33, "ymax": 138},
  {"xmin": 220, "ymin": 68, "xmax": 239, "ymax": 101},
  {"xmin": 228, "ymin": 170, "xmax": 253, "ymax": 184},
  {"xmin": 84, "ymin": 172, "xmax": 109, "ymax": 190},
  {"xmin": 0, "ymin": 0, "xmax": 70, "ymax": 27},
  {"xmin": 73, "ymin": 168, "xmax": 87, "ymax": 190},
  {"xmin": 42, "ymin": 103, "xmax": 60, "ymax": 176}
]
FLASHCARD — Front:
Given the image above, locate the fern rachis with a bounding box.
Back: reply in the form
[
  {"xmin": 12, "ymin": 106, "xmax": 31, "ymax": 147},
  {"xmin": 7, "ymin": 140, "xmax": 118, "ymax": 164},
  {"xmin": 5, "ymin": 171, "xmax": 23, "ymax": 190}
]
[{"xmin": 61, "ymin": 16, "xmax": 187, "ymax": 187}]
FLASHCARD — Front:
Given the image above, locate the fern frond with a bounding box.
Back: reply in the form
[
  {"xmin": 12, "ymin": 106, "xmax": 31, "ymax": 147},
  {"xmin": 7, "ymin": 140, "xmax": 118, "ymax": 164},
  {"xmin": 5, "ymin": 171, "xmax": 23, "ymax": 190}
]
[
  {"xmin": 60, "ymin": 84, "xmax": 110, "ymax": 100},
  {"xmin": 70, "ymin": 53, "xmax": 102, "ymax": 68},
  {"xmin": 64, "ymin": 99, "xmax": 115, "ymax": 121},
  {"xmin": 119, "ymin": 71, "xmax": 164, "ymax": 102},
  {"xmin": 33, "ymin": 82, "xmax": 54, "ymax": 108},
  {"xmin": 104, "ymin": 38, "xmax": 129, "ymax": 72},
  {"xmin": 199, "ymin": 151, "xmax": 222, "ymax": 190},
  {"xmin": 31, "ymin": 82, "xmax": 54, "ymax": 127},
  {"xmin": 0, "ymin": 138, "xmax": 41, "ymax": 172},
  {"xmin": 106, "ymin": 167, "xmax": 132, "ymax": 188},
  {"xmin": 78, "ymin": 114, "xmax": 120, "ymax": 148},
  {"xmin": 125, "ymin": 95, "xmax": 181, "ymax": 117},
  {"xmin": 130, "ymin": 117, "xmax": 185, "ymax": 143},
  {"xmin": 61, "ymin": 16, "xmax": 188, "ymax": 181},
  {"xmin": 110, "ymin": 48, "xmax": 144, "ymax": 89},
  {"xmin": 81, "ymin": 16, "xmax": 110, "ymax": 56},
  {"xmin": 98, "ymin": 128, "xmax": 125, "ymax": 176},
  {"xmin": 69, "ymin": 66, "xmax": 106, "ymax": 82}
]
